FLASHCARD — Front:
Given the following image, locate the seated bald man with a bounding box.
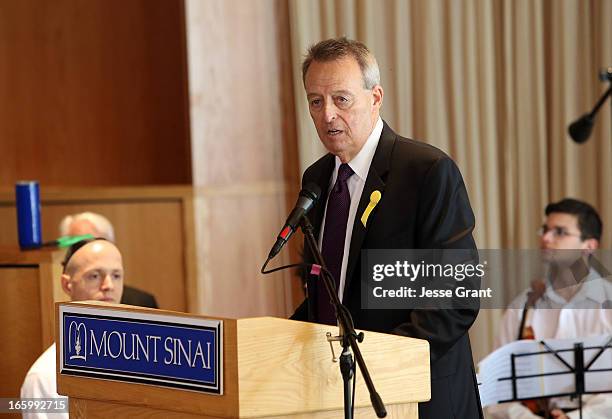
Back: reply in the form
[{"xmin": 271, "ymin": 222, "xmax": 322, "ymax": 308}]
[
  {"xmin": 20, "ymin": 239, "xmax": 124, "ymax": 419},
  {"xmin": 59, "ymin": 211, "xmax": 158, "ymax": 309}
]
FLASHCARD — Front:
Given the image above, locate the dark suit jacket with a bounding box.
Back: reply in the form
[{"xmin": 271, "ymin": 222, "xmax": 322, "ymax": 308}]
[
  {"xmin": 121, "ymin": 285, "xmax": 159, "ymax": 309},
  {"xmin": 292, "ymin": 121, "xmax": 483, "ymax": 418}
]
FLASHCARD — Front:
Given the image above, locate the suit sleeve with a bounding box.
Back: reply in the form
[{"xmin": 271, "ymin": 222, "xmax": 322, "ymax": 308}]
[
  {"xmin": 391, "ymin": 157, "xmax": 480, "ymax": 362},
  {"xmin": 290, "ymin": 299, "xmax": 308, "ymax": 321},
  {"xmin": 290, "ymin": 163, "xmax": 321, "ymax": 322}
]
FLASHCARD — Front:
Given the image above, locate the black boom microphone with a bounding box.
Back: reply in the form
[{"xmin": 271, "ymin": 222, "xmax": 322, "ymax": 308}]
[
  {"xmin": 568, "ymin": 67, "xmax": 612, "ymax": 144},
  {"xmin": 267, "ymin": 183, "xmax": 321, "ymax": 260}
]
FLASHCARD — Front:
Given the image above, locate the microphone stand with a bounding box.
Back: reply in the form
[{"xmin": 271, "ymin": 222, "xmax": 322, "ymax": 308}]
[{"xmin": 300, "ymin": 216, "xmax": 387, "ymax": 419}]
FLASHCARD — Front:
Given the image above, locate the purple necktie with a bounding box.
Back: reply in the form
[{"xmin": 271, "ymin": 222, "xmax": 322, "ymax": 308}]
[{"xmin": 317, "ymin": 163, "xmax": 354, "ymax": 324}]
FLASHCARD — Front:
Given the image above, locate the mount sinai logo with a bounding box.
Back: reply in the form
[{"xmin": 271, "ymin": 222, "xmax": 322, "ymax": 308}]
[{"xmin": 68, "ymin": 321, "xmax": 87, "ymax": 361}]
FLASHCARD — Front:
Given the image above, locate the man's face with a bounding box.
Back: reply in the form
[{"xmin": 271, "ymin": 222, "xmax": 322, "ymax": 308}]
[
  {"xmin": 62, "ymin": 241, "xmax": 124, "ymax": 303},
  {"xmin": 539, "ymin": 212, "xmax": 597, "ymax": 265},
  {"xmin": 304, "ymin": 56, "xmax": 383, "ymax": 163}
]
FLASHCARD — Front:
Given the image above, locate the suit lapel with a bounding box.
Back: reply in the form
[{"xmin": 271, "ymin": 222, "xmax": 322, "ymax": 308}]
[
  {"xmin": 343, "ymin": 122, "xmax": 396, "ymax": 294},
  {"xmin": 304, "ymin": 154, "xmax": 335, "ymax": 321},
  {"xmin": 309, "ymin": 154, "xmax": 335, "ymax": 240}
]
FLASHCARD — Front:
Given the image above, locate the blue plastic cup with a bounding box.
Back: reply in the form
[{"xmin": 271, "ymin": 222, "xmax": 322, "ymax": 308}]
[{"xmin": 16, "ymin": 181, "xmax": 42, "ymax": 249}]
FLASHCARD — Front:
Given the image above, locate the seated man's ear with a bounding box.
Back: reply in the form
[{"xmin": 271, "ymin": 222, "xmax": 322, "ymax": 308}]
[
  {"xmin": 61, "ymin": 273, "xmax": 73, "ymax": 296},
  {"xmin": 584, "ymin": 238, "xmax": 599, "ymax": 253}
]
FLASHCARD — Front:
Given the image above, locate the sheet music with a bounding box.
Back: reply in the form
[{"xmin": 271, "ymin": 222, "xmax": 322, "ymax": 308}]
[{"xmin": 477, "ymin": 335, "xmax": 612, "ymax": 407}]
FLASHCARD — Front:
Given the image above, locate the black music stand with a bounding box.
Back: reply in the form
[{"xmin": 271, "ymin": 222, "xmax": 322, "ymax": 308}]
[{"xmin": 498, "ymin": 337, "xmax": 612, "ymax": 419}]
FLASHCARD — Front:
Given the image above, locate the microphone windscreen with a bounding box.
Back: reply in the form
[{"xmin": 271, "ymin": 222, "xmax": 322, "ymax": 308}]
[
  {"xmin": 568, "ymin": 114, "xmax": 593, "ymax": 144},
  {"xmin": 302, "ymin": 183, "xmax": 321, "ymax": 201}
]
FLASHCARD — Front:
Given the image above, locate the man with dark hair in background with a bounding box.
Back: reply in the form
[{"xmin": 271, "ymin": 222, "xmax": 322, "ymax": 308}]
[
  {"xmin": 488, "ymin": 198, "xmax": 612, "ymax": 419},
  {"xmin": 291, "ymin": 37, "xmax": 482, "ymax": 418}
]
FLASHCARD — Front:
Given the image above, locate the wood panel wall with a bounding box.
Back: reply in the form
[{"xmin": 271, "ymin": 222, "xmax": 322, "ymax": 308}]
[
  {"xmin": 0, "ymin": 186, "xmax": 198, "ymax": 313},
  {"xmin": 1, "ymin": 265, "xmax": 44, "ymax": 404},
  {"xmin": 0, "ymin": 249, "xmax": 64, "ymax": 404},
  {"xmin": 185, "ymin": 0, "xmax": 303, "ymax": 319},
  {"xmin": 0, "ymin": 0, "xmax": 192, "ymax": 186},
  {"xmin": 0, "ymin": 0, "xmax": 303, "ymax": 321}
]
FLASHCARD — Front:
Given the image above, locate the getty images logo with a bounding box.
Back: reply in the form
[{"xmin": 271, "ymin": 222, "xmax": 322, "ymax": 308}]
[{"xmin": 68, "ymin": 321, "xmax": 87, "ymax": 361}]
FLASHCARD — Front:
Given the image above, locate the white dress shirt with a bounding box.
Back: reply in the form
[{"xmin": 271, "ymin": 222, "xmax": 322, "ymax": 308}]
[
  {"xmin": 318, "ymin": 117, "xmax": 383, "ymax": 302},
  {"xmin": 20, "ymin": 344, "xmax": 69, "ymax": 419}
]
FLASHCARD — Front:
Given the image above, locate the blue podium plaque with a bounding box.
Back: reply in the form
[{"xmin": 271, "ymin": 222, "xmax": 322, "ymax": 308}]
[{"xmin": 59, "ymin": 305, "xmax": 223, "ymax": 394}]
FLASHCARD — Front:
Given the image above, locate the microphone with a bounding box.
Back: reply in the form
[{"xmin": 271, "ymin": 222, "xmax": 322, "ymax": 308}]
[
  {"xmin": 568, "ymin": 114, "xmax": 594, "ymax": 144},
  {"xmin": 267, "ymin": 183, "xmax": 321, "ymax": 260},
  {"xmin": 568, "ymin": 68, "xmax": 612, "ymax": 144}
]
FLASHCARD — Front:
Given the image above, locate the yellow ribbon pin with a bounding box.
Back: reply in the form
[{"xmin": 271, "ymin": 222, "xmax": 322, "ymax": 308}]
[{"xmin": 361, "ymin": 190, "xmax": 382, "ymax": 227}]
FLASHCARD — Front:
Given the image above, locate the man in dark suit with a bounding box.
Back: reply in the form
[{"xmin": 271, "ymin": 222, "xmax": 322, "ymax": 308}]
[
  {"xmin": 120, "ymin": 284, "xmax": 158, "ymax": 308},
  {"xmin": 291, "ymin": 37, "xmax": 483, "ymax": 418}
]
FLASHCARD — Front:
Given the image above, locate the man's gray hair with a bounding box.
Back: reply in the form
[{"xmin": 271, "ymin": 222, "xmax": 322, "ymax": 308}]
[
  {"xmin": 59, "ymin": 212, "xmax": 116, "ymax": 242},
  {"xmin": 302, "ymin": 37, "xmax": 380, "ymax": 90}
]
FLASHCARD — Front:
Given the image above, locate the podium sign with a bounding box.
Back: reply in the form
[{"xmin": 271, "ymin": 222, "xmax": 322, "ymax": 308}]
[
  {"xmin": 59, "ymin": 305, "xmax": 223, "ymax": 394},
  {"xmin": 57, "ymin": 302, "xmax": 430, "ymax": 418}
]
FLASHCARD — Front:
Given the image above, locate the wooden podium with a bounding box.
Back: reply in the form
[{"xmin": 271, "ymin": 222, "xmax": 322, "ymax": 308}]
[{"xmin": 57, "ymin": 302, "xmax": 430, "ymax": 418}]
